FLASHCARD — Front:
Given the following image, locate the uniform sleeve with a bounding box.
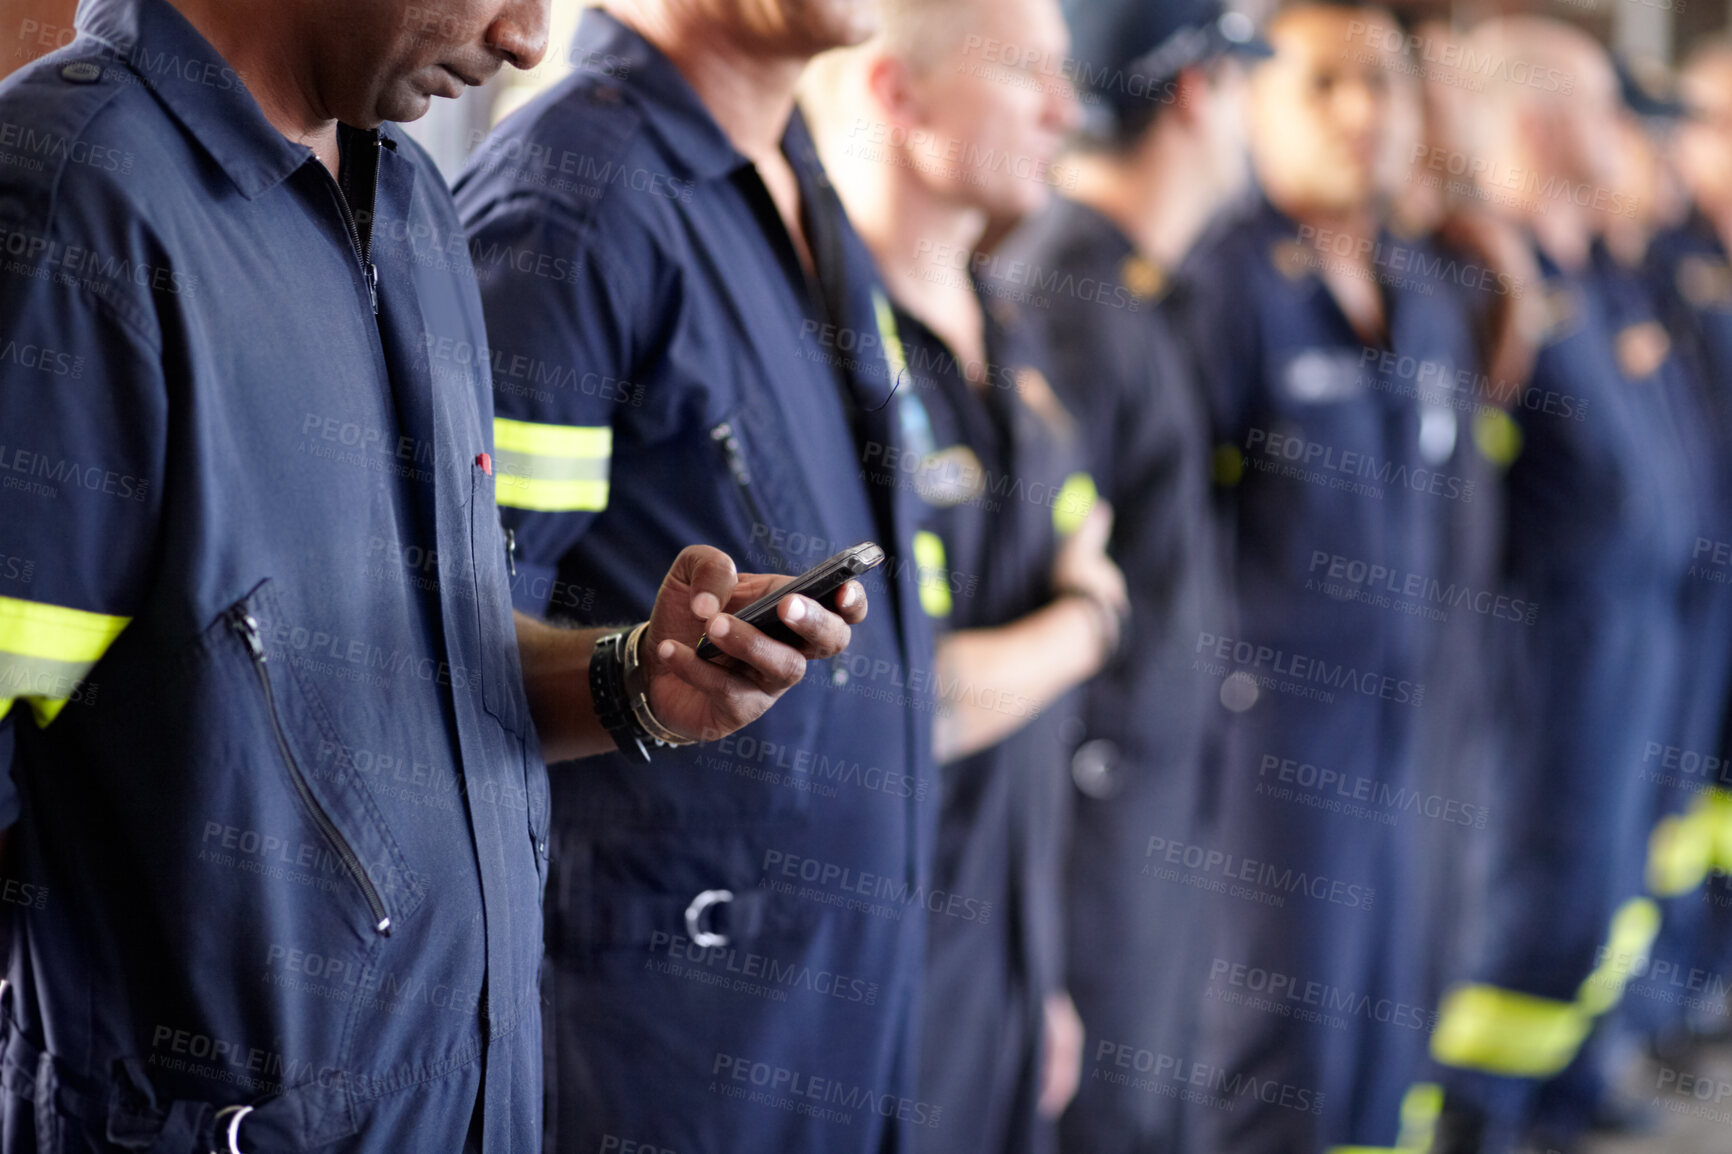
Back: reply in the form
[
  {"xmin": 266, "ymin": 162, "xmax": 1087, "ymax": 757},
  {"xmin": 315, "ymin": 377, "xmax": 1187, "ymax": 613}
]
[
  {"xmin": 1103, "ymin": 313, "xmax": 1211, "ymax": 652},
  {"xmin": 0, "ymin": 263, "xmax": 166, "ymax": 822},
  {"xmin": 1173, "ymin": 250, "xmax": 1261, "ymax": 451},
  {"xmin": 461, "ymin": 200, "xmax": 654, "ymax": 617}
]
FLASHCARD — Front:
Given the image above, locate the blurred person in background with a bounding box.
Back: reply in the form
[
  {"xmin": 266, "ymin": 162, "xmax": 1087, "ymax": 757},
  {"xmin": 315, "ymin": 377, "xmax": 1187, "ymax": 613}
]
[
  {"xmin": 804, "ymin": 2, "xmax": 1129, "ymax": 1148},
  {"xmin": 990, "ymin": 0, "xmax": 1266, "ymax": 1149},
  {"xmin": 1620, "ymin": 39, "xmax": 1732, "ymax": 1076},
  {"xmin": 1376, "ymin": 15, "xmax": 1520, "ymax": 1068},
  {"xmin": 1527, "ymin": 57, "xmax": 1732, "ymax": 1152},
  {"xmin": 454, "ymin": 1, "xmax": 942, "ymax": 1151},
  {"xmin": 1424, "ymin": 18, "xmax": 1705, "ymax": 1153},
  {"xmin": 1179, "ymin": 4, "xmax": 1477, "ymax": 1149}
]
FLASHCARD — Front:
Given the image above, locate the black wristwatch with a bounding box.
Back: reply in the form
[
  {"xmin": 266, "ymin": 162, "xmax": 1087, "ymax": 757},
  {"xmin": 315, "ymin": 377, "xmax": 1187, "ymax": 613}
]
[{"xmin": 590, "ymin": 629, "xmax": 653, "ymax": 764}]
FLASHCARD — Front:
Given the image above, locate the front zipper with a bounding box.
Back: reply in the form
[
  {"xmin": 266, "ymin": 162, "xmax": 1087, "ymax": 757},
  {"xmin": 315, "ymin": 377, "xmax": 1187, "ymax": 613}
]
[
  {"xmin": 316, "ymin": 134, "xmax": 380, "ymax": 315},
  {"xmin": 229, "ymin": 607, "xmax": 392, "ymax": 935},
  {"xmin": 328, "ymin": 176, "xmax": 378, "ymax": 315},
  {"xmin": 712, "ymin": 421, "xmax": 789, "ymax": 573}
]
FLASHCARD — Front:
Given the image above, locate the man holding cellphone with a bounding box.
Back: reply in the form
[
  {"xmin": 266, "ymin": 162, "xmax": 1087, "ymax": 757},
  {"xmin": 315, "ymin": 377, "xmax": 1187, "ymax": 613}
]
[
  {"xmin": 456, "ymin": 2, "xmax": 938, "ymax": 1151},
  {"xmin": 0, "ymin": 0, "xmax": 863, "ymax": 1150}
]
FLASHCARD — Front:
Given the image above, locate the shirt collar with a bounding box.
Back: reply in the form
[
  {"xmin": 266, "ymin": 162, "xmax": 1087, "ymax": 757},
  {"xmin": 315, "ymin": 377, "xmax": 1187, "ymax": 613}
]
[
  {"xmin": 576, "ymin": 8, "xmax": 777, "ymax": 183},
  {"xmin": 76, "ymin": 0, "xmax": 311, "ymax": 199}
]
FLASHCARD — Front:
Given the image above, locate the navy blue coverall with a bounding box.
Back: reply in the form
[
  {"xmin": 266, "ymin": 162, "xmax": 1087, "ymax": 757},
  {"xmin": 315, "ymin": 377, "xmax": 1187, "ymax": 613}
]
[
  {"xmin": 889, "ymin": 287, "xmax": 1088, "ymax": 1154},
  {"xmin": 455, "ymin": 10, "xmax": 937, "ymax": 1153},
  {"xmin": 1600, "ymin": 220, "xmax": 1732, "ymax": 1067},
  {"xmin": 1182, "ymin": 197, "xmax": 1474, "ymax": 1152},
  {"xmin": 996, "ymin": 196, "xmax": 1228, "ymax": 1154},
  {"xmin": 1428, "ymin": 243, "xmax": 1701, "ymax": 1149},
  {"xmin": 0, "ymin": 0, "xmax": 549, "ymax": 1149}
]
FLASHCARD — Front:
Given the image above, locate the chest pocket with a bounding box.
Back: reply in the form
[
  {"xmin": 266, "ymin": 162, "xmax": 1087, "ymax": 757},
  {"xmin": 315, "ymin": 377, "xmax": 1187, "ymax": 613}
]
[
  {"xmin": 711, "ymin": 387, "xmax": 833, "ymax": 574},
  {"xmin": 471, "ymin": 462, "xmax": 528, "ymax": 737},
  {"xmin": 213, "ymin": 579, "xmax": 426, "ymax": 935}
]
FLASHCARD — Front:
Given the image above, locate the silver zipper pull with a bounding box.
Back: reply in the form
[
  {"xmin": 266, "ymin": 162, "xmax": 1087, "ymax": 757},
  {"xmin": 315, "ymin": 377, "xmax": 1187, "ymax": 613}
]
[{"xmin": 231, "ymin": 609, "xmax": 265, "ymax": 662}]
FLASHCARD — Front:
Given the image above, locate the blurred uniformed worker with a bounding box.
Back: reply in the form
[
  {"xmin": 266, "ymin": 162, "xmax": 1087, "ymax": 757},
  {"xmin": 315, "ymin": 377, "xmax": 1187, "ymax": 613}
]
[
  {"xmin": 1180, "ymin": 5, "xmax": 1477, "ymax": 1149},
  {"xmin": 805, "ymin": 2, "xmax": 1127, "ymax": 1149},
  {"xmin": 1531, "ymin": 66, "xmax": 1731, "ymax": 1148},
  {"xmin": 455, "ymin": 2, "xmax": 938, "ymax": 1151},
  {"xmin": 1425, "ymin": 20, "xmax": 1703, "ymax": 1154},
  {"xmin": 992, "ymin": 0, "xmax": 1266, "ymax": 1149},
  {"xmin": 1376, "ymin": 18, "xmax": 1524, "ymax": 1060},
  {"xmin": 0, "ymin": 0, "xmax": 867, "ymax": 1149},
  {"xmin": 1614, "ymin": 44, "xmax": 1732, "ymax": 1067}
]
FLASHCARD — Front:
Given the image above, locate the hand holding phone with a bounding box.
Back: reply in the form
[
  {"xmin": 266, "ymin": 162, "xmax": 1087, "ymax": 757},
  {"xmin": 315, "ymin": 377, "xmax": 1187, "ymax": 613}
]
[{"xmin": 696, "ymin": 542, "xmax": 885, "ymax": 662}]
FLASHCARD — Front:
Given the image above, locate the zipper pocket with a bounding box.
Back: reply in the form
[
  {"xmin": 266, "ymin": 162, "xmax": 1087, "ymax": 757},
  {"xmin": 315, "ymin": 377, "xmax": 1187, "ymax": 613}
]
[
  {"xmin": 711, "ymin": 420, "xmax": 849, "ymax": 681},
  {"xmin": 712, "ymin": 421, "xmax": 789, "ymax": 573},
  {"xmin": 229, "ymin": 606, "xmax": 393, "ymax": 935}
]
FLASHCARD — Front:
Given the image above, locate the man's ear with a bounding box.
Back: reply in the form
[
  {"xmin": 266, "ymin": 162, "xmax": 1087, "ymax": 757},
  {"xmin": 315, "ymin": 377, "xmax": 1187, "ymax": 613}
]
[
  {"xmin": 866, "ymin": 52, "xmax": 924, "ymax": 137},
  {"xmin": 1514, "ymin": 99, "xmax": 1561, "ymax": 179},
  {"xmin": 1172, "ymin": 65, "xmax": 1212, "ymax": 127}
]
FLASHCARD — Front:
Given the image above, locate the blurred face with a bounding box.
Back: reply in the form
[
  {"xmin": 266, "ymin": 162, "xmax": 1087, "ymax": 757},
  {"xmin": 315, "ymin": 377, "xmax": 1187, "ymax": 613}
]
[
  {"xmin": 311, "ymin": 0, "xmax": 550, "ymax": 126},
  {"xmin": 896, "ymin": 0, "xmax": 1078, "ymax": 219},
  {"xmin": 1606, "ymin": 114, "xmax": 1661, "ymax": 227},
  {"xmin": 1249, "ymin": 5, "xmax": 1398, "ymax": 215},
  {"xmin": 710, "ymin": 0, "xmax": 880, "ymax": 57},
  {"xmin": 1377, "ymin": 54, "xmax": 1421, "ymax": 200},
  {"xmin": 1679, "ymin": 55, "xmax": 1732, "ymax": 214},
  {"xmin": 1545, "ymin": 47, "xmax": 1620, "ymax": 192},
  {"xmin": 1198, "ymin": 60, "xmax": 1252, "ymax": 203}
]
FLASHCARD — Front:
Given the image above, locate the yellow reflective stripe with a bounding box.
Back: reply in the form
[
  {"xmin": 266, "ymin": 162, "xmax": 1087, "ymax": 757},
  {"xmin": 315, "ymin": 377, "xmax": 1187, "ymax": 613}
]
[
  {"xmin": 912, "ymin": 531, "xmax": 952, "ymax": 618},
  {"xmin": 1430, "ymin": 984, "xmax": 1589, "ymax": 1077},
  {"xmin": 1324, "ymin": 1082, "xmax": 1444, "ymax": 1154},
  {"xmin": 872, "ymin": 289, "xmax": 909, "ymax": 387},
  {"xmin": 1578, "ymin": 897, "xmax": 1660, "ymax": 1014},
  {"xmin": 31, "ymin": 697, "xmax": 73, "ymax": 725},
  {"xmin": 1473, "ymin": 407, "xmax": 1523, "ymax": 468},
  {"xmin": 1705, "ymin": 789, "xmax": 1732, "ymax": 874},
  {"xmin": 491, "ymin": 418, "xmax": 612, "ymax": 512},
  {"xmin": 1645, "ymin": 788, "xmax": 1732, "ymax": 896},
  {"xmin": 0, "ymin": 595, "xmax": 130, "ymax": 727},
  {"xmin": 1396, "ymin": 1082, "xmax": 1443, "ymax": 1151},
  {"xmin": 492, "ymin": 417, "xmax": 611, "ymax": 459},
  {"xmin": 1431, "ymin": 900, "xmax": 1656, "ymax": 1078},
  {"xmin": 0, "ymin": 596, "xmax": 129, "ymax": 661},
  {"xmin": 1053, "ymin": 472, "xmax": 1098, "ymax": 536},
  {"xmin": 1211, "ymin": 443, "xmax": 1244, "ymax": 487},
  {"xmin": 495, "ymin": 476, "xmax": 609, "ymax": 513},
  {"xmin": 1649, "ymin": 810, "xmax": 1712, "ymax": 896}
]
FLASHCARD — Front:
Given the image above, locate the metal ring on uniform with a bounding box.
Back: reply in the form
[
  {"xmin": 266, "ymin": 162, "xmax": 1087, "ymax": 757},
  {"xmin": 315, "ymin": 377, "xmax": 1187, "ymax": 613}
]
[
  {"xmin": 684, "ymin": 889, "xmax": 734, "ymax": 949},
  {"xmin": 212, "ymin": 1104, "xmax": 253, "ymax": 1154}
]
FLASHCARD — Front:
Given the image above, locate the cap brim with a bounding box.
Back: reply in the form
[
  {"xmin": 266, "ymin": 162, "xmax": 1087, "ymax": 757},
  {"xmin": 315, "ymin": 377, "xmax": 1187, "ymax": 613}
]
[
  {"xmin": 1628, "ymin": 91, "xmax": 1689, "ymax": 119},
  {"xmin": 1222, "ymin": 34, "xmax": 1274, "ymax": 60}
]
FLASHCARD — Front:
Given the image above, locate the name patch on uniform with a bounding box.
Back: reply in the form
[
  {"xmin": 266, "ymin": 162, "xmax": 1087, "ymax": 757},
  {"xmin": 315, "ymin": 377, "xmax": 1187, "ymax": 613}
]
[
  {"xmin": 1536, "ymin": 284, "xmax": 1579, "ymax": 347},
  {"xmin": 1281, "ymin": 349, "xmax": 1365, "ymax": 404},
  {"xmin": 1678, "ymin": 255, "xmax": 1732, "ymax": 310},
  {"xmin": 1271, "ymin": 241, "xmax": 1314, "ymax": 282},
  {"xmin": 913, "ymin": 445, "xmax": 986, "ymax": 508},
  {"xmin": 1120, "ymin": 255, "xmax": 1167, "ymax": 301}
]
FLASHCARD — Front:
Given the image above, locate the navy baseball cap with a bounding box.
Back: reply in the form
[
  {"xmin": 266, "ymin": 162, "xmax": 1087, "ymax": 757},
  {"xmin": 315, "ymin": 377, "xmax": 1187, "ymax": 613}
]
[
  {"xmin": 1614, "ymin": 54, "xmax": 1689, "ymax": 120},
  {"xmin": 1063, "ymin": 0, "xmax": 1273, "ymax": 143}
]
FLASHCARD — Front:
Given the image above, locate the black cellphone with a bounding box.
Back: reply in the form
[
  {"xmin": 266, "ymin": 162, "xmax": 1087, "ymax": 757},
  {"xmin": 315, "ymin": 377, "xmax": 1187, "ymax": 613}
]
[{"xmin": 696, "ymin": 542, "xmax": 885, "ymax": 663}]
